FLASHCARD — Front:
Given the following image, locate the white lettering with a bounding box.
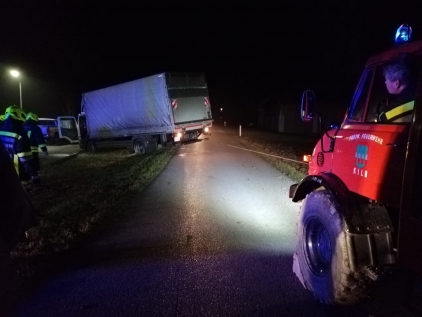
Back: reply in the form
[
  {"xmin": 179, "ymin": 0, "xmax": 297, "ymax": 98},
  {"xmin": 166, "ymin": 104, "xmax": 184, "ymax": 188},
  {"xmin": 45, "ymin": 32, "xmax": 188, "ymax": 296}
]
[
  {"xmin": 349, "ymin": 134, "xmax": 361, "ymax": 141},
  {"xmin": 353, "ymin": 167, "xmax": 368, "ymax": 178},
  {"xmin": 360, "ymin": 134, "xmax": 383, "ymax": 145}
]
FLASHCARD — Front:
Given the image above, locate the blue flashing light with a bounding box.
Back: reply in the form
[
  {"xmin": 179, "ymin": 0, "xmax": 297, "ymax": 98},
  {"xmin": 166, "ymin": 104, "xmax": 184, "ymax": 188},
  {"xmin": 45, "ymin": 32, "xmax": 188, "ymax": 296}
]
[{"xmin": 395, "ymin": 24, "xmax": 412, "ymax": 44}]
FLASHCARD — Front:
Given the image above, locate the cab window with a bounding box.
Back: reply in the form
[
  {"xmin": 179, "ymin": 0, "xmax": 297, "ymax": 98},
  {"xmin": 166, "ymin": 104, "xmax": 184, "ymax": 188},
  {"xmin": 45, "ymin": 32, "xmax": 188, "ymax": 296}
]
[
  {"xmin": 348, "ymin": 69, "xmax": 374, "ymax": 122},
  {"xmin": 365, "ymin": 66, "xmax": 388, "ymax": 122},
  {"xmin": 365, "ymin": 54, "xmax": 421, "ymax": 123}
]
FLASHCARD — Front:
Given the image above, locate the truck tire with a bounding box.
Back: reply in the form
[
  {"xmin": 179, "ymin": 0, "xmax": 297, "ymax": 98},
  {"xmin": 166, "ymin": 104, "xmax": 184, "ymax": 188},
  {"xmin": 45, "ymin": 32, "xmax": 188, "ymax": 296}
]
[
  {"xmin": 133, "ymin": 139, "xmax": 145, "ymax": 155},
  {"xmin": 87, "ymin": 141, "xmax": 97, "ymax": 152},
  {"xmin": 293, "ymin": 190, "xmax": 370, "ymax": 304}
]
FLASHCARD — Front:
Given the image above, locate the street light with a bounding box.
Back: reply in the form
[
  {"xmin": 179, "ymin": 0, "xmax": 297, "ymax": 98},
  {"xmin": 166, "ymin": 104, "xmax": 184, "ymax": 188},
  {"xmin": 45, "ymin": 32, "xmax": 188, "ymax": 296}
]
[{"xmin": 10, "ymin": 70, "xmax": 22, "ymax": 108}]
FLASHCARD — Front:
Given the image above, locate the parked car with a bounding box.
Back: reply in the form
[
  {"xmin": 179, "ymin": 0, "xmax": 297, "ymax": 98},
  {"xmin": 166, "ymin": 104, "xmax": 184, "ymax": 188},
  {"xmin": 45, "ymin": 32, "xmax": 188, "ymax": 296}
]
[
  {"xmin": 38, "ymin": 118, "xmax": 59, "ymax": 143},
  {"xmin": 38, "ymin": 117, "xmax": 78, "ymax": 144}
]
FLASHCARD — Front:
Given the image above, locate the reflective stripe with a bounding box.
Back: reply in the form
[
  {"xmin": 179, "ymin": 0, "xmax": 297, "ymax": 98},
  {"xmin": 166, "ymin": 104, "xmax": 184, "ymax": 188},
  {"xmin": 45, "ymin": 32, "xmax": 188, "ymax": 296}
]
[
  {"xmin": 17, "ymin": 151, "xmax": 33, "ymax": 158},
  {"xmin": 38, "ymin": 143, "xmax": 46, "ymax": 147},
  {"xmin": 13, "ymin": 155, "xmax": 19, "ymax": 174},
  {"xmin": 27, "ymin": 130, "xmax": 32, "ymax": 138},
  {"xmin": 385, "ymin": 101, "xmax": 414, "ymax": 120},
  {"xmin": 0, "ymin": 131, "xmax": 21, "ymax": 140},
  {"xmin": 31, "ymin": 146, "xmax": 39, "ymax": 152}
]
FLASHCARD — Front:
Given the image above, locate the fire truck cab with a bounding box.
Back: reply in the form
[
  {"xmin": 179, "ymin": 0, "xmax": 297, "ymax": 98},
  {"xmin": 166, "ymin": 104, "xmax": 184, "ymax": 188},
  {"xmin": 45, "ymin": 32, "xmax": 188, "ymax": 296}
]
[{"xmin": 289, "ymin": 24, "xmax": 422, "ymax": 305}]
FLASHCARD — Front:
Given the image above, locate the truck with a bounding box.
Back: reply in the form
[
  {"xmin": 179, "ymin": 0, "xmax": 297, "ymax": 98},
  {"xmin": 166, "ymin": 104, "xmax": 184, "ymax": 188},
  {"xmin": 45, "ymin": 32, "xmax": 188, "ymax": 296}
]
[
  {"xmin": 38, "ymin": 117, "xmax": 79, "ymax": 144},
  {"xmin": 289, "ymin": 24, "xmax": 422, "ymax": 307},
  {"xmin": 78, "ymin": 72, "xmax": 213, "ymax": 153}
]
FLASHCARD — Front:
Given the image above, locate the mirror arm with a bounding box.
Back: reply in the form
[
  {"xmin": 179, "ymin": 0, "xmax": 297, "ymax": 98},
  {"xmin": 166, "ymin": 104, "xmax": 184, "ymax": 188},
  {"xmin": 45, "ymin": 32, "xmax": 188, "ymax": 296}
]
[{"xmin": 314, "ymin": 111, "xmax": 335, "ymax": 153}]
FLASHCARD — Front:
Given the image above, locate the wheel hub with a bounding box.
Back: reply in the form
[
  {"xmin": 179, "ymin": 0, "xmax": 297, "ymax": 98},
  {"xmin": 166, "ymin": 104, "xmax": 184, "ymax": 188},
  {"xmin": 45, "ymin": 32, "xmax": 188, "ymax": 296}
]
[{"xmin": 303, "ymin": 216, "xmax": 332, "ymax": 276}]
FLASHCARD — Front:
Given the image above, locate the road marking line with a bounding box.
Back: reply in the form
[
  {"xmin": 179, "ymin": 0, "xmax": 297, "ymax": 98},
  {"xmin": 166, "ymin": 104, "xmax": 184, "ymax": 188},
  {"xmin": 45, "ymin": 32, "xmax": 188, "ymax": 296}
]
[{"xmin": 226, "ymin": 144, "xmax": 308, "ymax": 165}]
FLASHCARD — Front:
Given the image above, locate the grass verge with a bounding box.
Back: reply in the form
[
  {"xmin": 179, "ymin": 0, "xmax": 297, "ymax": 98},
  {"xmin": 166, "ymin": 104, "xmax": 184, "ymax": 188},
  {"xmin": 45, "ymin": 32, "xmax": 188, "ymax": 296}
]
[
  {"xmin": 237, "ymin": 137, "xmax": 307, "ymax": 182},
  {"xmin": 233, "ymin": 129, "xmax": 318, "ymax": 182},
  {"xmin": 11, "ymin": 146, "xmax": 177, "ymax": 281}
]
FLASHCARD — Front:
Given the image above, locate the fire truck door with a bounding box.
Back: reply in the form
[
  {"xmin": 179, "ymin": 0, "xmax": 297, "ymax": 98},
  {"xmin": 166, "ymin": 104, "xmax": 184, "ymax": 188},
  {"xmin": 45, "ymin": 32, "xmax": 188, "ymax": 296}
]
[{"xmin": 397, "ymin": 83, "xmax": 422, "ymax": 275}]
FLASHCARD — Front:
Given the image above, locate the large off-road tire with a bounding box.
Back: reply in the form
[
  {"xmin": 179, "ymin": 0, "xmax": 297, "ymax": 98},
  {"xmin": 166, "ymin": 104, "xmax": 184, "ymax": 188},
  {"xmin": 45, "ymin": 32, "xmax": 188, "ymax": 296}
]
[
  {"xmin": 133, "ymin": 139, "xmax": 146, "ymax": 155},
  {"xmin": 293, "ymin": 190, "xmax": 370, "ymax": 304}
]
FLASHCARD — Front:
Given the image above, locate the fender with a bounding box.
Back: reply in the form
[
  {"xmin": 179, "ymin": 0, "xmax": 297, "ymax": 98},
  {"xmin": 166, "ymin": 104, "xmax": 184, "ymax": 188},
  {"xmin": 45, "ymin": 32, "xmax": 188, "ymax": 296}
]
[
  {"xmin": 290, "ymin": 172, "xmax": 392, "ymax": 233},
  {"xmin": 290, "ymin": 173, "xmax": 356, "ymax": 233},
  {"xmin": 290, "ymin": 172, "xmax": 349, "ymax": 206},
  {"xmin": 290, "ymin": 172, "xmax": 395, "ymax": 270}
]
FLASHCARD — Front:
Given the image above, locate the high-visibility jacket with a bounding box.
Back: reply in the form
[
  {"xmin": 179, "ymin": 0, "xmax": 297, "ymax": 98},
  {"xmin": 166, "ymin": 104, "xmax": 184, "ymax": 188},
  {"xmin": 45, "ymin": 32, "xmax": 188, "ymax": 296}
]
[
  {"xmin": 23, "ymin": 119, "xmax": 48, "ymax": 154},
  {"xmin": 379, "ymin": 85, "xmax": 416, "ymax": 123},
  {"xmin": 382, "ymin": 100, "xmax": 414, "ymax": 123},
  {"xmin": 0, "ymin": 140, "xmax": 37, "ymax": 251},
  {"xmin": 0, "ymin": 117, "xmax": 35, "ymax": 184}
]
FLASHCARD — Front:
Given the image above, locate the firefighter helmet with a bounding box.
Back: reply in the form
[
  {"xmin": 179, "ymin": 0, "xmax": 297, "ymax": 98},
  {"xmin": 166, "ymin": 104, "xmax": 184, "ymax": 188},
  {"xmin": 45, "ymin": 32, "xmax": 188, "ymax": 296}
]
[
  {"xmin": 26, "ymin": 112, "xmax": 39, "ymax": 122},
  {"xmin": 0, "ymin": 114, "xmax": 5, "ymax": 121},
  {"xmin": 5, "ymin": 106, "xmax": 27, "ymax": 121}
]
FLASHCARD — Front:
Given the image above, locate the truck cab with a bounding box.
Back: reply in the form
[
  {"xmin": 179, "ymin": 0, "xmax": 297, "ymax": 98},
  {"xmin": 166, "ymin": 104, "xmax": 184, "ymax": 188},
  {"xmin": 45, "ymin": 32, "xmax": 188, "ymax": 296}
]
[
  {"xmin": 289, "ymin": 24, "xmax": 422, "ymax": 305},
  {"xmin": 38, "ymin": 116, "xmax": 78, "ymax": 144}
]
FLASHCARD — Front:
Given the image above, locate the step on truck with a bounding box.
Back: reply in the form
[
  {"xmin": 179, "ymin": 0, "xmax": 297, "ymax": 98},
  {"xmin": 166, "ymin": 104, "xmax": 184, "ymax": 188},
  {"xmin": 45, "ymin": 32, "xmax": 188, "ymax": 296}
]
[
  {"xmin": 289, "ymin": 24, "xmax": 422, "ymax": 306},
  {"xmin": 78, "ymin": 72, "xmax": 213, "ymax": 153}
]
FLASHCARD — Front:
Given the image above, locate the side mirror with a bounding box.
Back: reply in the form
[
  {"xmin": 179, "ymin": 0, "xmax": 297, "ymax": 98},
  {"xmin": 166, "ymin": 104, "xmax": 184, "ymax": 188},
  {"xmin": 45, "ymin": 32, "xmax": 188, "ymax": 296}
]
[{"xmin": 301, "ymin": 90, "xmax": 316, "ymax": 122}]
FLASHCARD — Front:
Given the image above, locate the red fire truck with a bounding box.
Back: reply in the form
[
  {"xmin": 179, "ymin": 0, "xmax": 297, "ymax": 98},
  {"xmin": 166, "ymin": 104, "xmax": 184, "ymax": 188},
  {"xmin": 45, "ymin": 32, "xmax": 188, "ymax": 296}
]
[{"xmin": 289, "ymin": 24, "xmax": 422, "ymax": 305}]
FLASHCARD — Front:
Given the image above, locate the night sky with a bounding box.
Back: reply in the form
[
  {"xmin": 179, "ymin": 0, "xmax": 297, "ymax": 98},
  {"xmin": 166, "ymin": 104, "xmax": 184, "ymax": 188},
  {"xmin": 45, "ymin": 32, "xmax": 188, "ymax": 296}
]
[{"xmin": 2, "ymin": 1, "xmax": 422, "ymax": 121}]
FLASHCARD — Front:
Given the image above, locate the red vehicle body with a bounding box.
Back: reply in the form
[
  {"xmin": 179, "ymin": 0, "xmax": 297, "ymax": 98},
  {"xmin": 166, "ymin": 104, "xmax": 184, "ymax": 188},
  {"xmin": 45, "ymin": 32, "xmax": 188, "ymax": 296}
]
[{"xmin": 289, "ymin": 26, "xmax": 422, "ymax": 306}]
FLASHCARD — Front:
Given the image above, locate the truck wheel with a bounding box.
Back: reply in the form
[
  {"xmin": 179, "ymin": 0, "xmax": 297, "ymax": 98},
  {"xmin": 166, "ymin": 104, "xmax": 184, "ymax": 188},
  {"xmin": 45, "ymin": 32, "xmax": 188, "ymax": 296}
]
[
  {"xmin": 293, "ymin": 190, "xmax": 370, "ymax": 304},
  {"xmin": 87, "ymin": 141, "xmax": 97, "ymax": 152},
  {"xmin": 133, "ymin": 139, "xmax": 145, "ymax": 155}
]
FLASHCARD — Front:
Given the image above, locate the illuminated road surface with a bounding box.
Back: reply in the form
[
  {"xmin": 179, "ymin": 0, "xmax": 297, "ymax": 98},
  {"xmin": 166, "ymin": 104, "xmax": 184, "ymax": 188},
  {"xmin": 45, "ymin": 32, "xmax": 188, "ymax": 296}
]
[{"xmin": 18, "ymin": 126, "xmax": 412, "ymax": 317}]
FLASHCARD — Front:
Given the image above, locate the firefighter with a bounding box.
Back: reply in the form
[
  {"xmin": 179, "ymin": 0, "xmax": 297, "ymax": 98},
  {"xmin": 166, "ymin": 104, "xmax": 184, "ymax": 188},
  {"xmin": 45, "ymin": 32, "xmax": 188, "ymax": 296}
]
[
  {"xmin": 0, "ymin": 106, "xmax": 38, "ymax": 189},
  {"xmin": 23, "ymin": 112, "xmax": 48, "ymax": 174},
  {"xmin": 0, "ymin": 139, "xmax": 38, "ymax": 316},
  {"xmin": 379, "ymin": 53, "xmax": 420, "ymax": 122}
]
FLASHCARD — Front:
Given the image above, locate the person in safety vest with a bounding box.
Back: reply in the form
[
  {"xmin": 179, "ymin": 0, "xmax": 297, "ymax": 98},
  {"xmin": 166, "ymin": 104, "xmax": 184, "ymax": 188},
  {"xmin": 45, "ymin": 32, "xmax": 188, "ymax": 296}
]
[
  {"xmin": 0, "ymin": 140, "xmax": 38, "ymax": 316},
  {"xmin": 379, "ymin": 53, "xmax": 420, "ymax": 123},
  {"xmin": 0, "ymin": 106, "xmax": 38, "ymax": 189},
  {"xmin": 23, "ymin": 112, "xmax": 48, "ymax": 174}
]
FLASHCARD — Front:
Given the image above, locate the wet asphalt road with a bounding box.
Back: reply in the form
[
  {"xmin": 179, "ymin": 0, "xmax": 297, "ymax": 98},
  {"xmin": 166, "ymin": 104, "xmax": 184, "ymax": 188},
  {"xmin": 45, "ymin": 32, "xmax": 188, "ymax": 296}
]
[{"xmin": 18, "ymin": 127, "xmax": 412, "ymax": 317}]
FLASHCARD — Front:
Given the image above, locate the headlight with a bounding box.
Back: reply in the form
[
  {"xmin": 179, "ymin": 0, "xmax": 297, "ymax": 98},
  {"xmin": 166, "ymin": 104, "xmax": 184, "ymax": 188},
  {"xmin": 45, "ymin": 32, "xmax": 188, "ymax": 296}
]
[
  {"xmin": 177, "ymin": 132, "xmax": 182, "ymax": 138},
  {"xmin": 204, "ymin": 127, "xmax": 209, "ymax": 133}
]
